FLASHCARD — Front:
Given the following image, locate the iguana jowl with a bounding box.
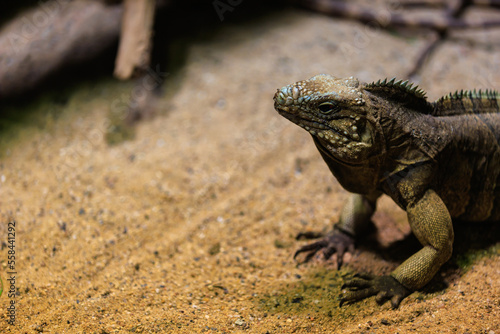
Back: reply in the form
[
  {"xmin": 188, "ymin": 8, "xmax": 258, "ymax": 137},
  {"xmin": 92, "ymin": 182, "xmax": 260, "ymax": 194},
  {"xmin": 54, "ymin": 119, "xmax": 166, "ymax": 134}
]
[{"xmin": 273, "ymin": 74, "xmax": 500, "ymax": 307}]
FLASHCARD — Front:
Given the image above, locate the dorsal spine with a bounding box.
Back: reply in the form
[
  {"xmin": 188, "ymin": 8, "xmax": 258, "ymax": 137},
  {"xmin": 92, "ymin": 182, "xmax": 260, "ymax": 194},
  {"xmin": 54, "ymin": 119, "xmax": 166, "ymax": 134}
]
[
  {"xmin": 365, "ymin": 77, "xmax": 427, "ymax": 99},
  {"xmin": 437, "ymin": 89, "xmax": 499, "ymax": 103},
  {"xmin": 364, "ymin": 77, "xmax": 432, "ymax": 113},
  {"xmin": 433, "ymin": 89, "xmax": 500, "ymax": 116}
]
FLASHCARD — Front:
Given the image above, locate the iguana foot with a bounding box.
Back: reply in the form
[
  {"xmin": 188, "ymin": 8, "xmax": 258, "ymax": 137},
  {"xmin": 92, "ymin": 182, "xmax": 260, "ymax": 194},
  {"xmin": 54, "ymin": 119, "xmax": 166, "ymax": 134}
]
[
  {"xmin": 340, "ymin": 274, "xmax": 412, "ymax": 308},
  {"xmin": 294, "ymin": 229, "xmax": 355, "ymax": 268}
]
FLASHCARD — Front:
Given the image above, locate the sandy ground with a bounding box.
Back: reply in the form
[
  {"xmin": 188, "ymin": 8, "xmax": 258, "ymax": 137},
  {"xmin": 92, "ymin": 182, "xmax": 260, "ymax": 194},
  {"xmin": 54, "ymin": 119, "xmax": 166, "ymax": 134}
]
[{"xmin": 0, "ymin": 5, "xmax": 499, "ymax": 333}]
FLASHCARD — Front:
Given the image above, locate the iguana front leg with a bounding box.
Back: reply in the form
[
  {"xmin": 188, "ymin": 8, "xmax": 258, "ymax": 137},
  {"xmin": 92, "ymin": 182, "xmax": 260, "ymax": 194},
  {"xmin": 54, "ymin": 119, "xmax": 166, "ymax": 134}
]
[
  {"xmin": 341, "ymin": 189, "xmax": 454, "ymax": 307},
  {"xmin": 294, "ymin": 192, "xmax": 379, "ymax": 268}
]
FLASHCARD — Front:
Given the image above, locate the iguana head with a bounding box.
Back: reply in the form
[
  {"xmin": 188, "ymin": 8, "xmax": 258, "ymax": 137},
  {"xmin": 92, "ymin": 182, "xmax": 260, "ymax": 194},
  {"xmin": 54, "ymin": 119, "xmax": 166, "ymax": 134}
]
[{"xmin": 274, "ymin": 74, "xmax": 375, "ymax": 164}]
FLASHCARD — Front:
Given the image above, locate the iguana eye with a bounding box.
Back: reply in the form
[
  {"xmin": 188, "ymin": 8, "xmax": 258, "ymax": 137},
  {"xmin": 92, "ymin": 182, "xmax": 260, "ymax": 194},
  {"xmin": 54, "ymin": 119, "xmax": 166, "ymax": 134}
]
[{"xmin": 318, "ymin": 102, "xmax": 339, "ymax": 114}]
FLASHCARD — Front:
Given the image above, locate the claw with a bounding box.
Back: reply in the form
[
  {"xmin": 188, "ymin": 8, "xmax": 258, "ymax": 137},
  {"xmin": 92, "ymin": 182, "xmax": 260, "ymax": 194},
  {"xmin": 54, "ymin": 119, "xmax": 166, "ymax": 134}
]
[
  {"xmin": 341, "ymin": 277, "xmax": 373, "ymax": 290},
  {"xmin": 293, "ymin": 239, "xmax": 328, "ymax": 261},
  {"xmin": 339, "ymin": 274, "xmax": 412, "ymax": 308},
  {"xmin": 323, "ymin": 244, "xmax": 337, "ymax": 260},
  {"xmin": 391, "ymin": 295, "xmax": 405, "ymax": 309},
  {"xmin": 353, "ymin": 272, "xmax": 374, "ymax": 280},
  {"xmin": 336, "ymin": 253, "xmax": 343, "ymax": 269},
  {"xmin": 340, "ymin": 286, "xmax": 378, "ymax": 306},
  {"xmin": 293, "ymin": 229, "xmax": 355, "ymax": 267},
  {"xmin": 375, "ymin": 291, "xmax": 391, "ymax": 304}
]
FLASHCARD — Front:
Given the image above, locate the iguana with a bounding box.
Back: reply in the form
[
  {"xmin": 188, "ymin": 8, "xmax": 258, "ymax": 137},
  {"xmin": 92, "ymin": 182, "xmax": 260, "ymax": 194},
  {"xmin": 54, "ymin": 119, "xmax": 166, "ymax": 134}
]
[{"xmin": 273, "ymin": 74, "xmax": 500, "ymax": 308}]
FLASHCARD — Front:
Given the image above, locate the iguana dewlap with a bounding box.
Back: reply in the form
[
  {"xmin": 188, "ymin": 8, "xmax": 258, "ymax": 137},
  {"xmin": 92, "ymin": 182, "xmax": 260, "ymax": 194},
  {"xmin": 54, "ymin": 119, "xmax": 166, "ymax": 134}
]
[{"xmin": 273, "ymin": 74, "xmax": 500, "ymax": 307}]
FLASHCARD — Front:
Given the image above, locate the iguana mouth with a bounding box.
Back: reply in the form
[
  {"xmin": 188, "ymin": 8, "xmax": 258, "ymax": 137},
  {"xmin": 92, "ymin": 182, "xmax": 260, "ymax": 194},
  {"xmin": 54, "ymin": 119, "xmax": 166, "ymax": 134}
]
[
  {"xmin": 277, "ymin": 108, "xmax": 366, "ymax": 143},
  {"xmin": 277, "ymin": 109, "xmax": 328, "ymax": 131}
]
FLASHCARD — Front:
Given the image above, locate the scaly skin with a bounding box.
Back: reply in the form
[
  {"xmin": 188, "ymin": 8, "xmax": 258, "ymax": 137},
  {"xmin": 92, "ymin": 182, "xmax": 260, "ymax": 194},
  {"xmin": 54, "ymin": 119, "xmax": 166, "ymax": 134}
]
[{"xmin": 274, "ymin": 74, "xmax": 500, "ymax": 307}]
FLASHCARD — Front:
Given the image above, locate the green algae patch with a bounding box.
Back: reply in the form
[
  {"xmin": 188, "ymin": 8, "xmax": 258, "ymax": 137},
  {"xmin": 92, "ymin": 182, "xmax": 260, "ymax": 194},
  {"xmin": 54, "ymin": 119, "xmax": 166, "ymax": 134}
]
[
  {"xmin": 255, "ymin": 267, "xmax": 373, "ymax": 321},
  {"xmin": 105, "ymin": 110, "xmax": 136, "ymax": 145},
  {"xmin": 0, "ymin": 77, "xmax": 129, "ymax": 156},
  {"xmin": 455, "ymin": 243, "xmax": 500, "ymax": 271},
  {"xmin": 451, "ymin": 221, "xmax": 500, "ymax": 271}
]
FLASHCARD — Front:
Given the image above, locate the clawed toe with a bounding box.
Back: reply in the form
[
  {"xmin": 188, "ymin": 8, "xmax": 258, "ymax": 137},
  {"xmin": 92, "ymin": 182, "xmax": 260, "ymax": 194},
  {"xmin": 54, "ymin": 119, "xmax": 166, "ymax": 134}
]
[
  {"xmin": 293, "ymin": 230, "xmax": 355, "ymax": 268},
  {"xmin": 340, "ymin": 274, "xmax": 411, "ymax": 308},
  {"xmin": 293, "ymin": 239, "xmax": 328, "ymax": 262}
]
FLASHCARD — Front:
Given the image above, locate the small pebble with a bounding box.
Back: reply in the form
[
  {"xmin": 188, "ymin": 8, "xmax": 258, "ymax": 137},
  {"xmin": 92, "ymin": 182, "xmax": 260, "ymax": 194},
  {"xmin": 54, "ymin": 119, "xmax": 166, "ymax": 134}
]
[{"xmin": 234, "ymin": 318, "xmax": 246, "ymax": 327}]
